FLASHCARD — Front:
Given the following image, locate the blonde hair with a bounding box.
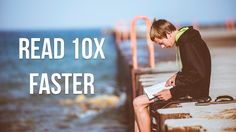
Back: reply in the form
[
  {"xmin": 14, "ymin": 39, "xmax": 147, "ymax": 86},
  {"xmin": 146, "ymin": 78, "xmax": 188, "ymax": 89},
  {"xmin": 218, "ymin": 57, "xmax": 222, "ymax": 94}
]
[{"xmin": 150, "ymin": 19, "xmax": 176, "ymax": 41}]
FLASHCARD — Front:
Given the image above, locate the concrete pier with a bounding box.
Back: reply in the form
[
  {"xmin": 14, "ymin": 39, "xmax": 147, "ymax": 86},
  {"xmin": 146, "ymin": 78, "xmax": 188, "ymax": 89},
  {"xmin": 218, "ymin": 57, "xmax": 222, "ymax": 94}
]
[{"xmin": 115, "ymin": 27, "xmax": 236, "ymax": 131}]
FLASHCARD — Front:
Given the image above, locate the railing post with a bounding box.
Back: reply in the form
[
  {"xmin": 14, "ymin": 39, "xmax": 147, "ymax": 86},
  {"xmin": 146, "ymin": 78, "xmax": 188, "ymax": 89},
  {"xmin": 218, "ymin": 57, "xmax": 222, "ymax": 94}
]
[
  {"xmin": 130, "ymin": 16, "xmax": 155, "ymax": 99},
  {"xmin": 130, "ymin": 16, "xmax": 155, "ymax": 69}
]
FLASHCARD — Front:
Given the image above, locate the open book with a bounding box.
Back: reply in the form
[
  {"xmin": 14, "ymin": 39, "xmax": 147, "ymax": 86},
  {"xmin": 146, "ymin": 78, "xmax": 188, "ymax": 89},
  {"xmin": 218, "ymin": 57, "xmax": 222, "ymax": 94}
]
[{"xmin": 144, "ymin": 82, "xmax": 173, "ymax": 100}]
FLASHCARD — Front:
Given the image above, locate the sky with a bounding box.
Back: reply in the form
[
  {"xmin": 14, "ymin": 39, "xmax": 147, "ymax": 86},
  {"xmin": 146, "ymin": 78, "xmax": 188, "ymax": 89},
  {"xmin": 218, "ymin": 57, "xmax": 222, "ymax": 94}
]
[{"xmin": 0, "ymin": 0, "xmax": 236, "ymax": 30}]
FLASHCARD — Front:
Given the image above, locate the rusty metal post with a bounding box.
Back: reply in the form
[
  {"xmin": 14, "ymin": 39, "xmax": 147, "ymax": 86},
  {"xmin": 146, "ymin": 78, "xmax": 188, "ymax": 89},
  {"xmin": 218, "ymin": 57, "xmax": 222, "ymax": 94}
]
[
  {"xmin": 114, "ymin": 20, "xmax": 129, "ymax": 44},
  {"xmin": 130, "ymin": 16, "xmax": 155, "ymax": 69},
  {"xmin": 226, "ymin": 17, "xmax": 235, "ymax": 31},
  {"xmin": 130, "ymin": 16, "xmax": 155, "ymax": 98}
]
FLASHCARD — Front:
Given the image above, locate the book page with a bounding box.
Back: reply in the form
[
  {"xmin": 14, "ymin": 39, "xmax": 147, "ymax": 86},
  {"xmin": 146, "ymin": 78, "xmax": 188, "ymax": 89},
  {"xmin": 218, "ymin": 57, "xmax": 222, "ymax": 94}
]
[{"xmin": 144, "ymin": 82, "xmax": 173, "ymax": 100}]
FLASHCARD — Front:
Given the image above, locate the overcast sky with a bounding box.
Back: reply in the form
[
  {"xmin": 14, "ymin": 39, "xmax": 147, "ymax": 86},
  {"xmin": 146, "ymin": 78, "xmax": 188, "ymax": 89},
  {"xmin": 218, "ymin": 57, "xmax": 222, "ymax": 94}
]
[{"xmin": 0, "ymin": 0, "xmax": 235, "ymax": 30}]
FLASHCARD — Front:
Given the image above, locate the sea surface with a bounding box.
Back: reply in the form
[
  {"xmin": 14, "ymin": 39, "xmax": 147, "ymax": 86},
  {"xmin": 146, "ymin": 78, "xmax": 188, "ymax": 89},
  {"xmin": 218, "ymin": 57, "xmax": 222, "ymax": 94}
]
[{"xmin": 0, "ymin": 29, "xmax": 127, "ymax": 132}]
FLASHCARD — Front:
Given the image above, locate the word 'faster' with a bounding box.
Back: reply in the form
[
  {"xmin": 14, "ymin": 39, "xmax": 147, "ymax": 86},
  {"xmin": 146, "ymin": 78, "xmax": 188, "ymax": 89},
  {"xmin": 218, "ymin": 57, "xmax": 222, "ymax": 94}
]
[{"xmin": 30, "ymin": 73, "xmax": 95, "ymax": 94}]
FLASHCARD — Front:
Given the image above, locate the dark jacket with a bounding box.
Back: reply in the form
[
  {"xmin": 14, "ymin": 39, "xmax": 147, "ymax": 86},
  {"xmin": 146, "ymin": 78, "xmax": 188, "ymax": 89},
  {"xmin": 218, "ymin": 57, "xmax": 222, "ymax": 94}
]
[{"xmin": 170, "ymin": 26, "xmax": 211, "ymax": 99}]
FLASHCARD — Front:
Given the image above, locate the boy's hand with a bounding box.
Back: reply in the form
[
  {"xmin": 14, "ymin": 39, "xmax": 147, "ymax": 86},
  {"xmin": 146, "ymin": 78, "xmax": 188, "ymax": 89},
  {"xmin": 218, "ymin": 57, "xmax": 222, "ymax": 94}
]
[
  {"xmin": 165, "ymin": 73, "xmax": 177, "ymax": 87},
  {"xmin": 153, "ymin": 89, "xmax": 172, "ymax": 101}
]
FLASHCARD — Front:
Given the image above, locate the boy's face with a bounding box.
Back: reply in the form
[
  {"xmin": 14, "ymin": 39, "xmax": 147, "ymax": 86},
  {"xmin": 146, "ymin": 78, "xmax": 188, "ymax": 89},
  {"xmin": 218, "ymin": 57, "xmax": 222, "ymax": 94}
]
[{"xmin": 154, "ymin": 32, "xmax": 175, "ymax": 48}]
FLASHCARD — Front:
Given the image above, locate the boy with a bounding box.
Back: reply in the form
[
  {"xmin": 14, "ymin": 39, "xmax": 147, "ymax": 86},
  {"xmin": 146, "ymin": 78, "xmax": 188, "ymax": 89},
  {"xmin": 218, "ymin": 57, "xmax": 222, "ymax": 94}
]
[{"xmin": 133, "ymin": 19, "xmax": 211, "ymax": 132}]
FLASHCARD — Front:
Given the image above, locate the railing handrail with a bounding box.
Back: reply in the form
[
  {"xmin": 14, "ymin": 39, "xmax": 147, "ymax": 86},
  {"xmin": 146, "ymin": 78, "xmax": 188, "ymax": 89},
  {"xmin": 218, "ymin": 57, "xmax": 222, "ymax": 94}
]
[{"xmin": 130, "ymin": 16, "xmax": 155, "ymax": 69}]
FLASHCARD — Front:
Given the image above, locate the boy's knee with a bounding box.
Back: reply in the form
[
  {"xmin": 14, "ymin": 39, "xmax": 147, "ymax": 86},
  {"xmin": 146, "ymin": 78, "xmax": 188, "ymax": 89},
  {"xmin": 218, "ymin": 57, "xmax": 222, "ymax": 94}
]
[
  {"xmin": 133, "ymin": 96, "xmax": 141, "ymax": 108},
  {"xmin": 133, "ymin": 95, "xmax": 148, "ymax": 109}
]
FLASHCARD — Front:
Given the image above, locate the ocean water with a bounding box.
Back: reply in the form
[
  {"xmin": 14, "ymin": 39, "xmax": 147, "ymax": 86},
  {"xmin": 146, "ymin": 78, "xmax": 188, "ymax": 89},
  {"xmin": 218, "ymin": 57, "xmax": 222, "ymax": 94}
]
[{"xmin": 0, "ymin": 29, "xmax": 127, "ymax": 132}]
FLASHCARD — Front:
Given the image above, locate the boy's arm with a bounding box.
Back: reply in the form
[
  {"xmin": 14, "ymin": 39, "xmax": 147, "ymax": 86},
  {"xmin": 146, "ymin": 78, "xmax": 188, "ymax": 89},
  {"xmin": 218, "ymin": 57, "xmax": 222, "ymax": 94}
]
[{"xmin": 165, "ymin": 73, "xmax": 177, "ymax": 87}]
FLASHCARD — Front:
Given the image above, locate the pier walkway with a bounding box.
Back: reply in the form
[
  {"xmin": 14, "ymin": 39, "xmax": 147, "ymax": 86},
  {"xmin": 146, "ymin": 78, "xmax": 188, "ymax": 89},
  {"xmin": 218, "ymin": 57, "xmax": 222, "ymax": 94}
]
[{"xmin": 114, "ymin": 16, "xmax": 236, "ymax": 131}]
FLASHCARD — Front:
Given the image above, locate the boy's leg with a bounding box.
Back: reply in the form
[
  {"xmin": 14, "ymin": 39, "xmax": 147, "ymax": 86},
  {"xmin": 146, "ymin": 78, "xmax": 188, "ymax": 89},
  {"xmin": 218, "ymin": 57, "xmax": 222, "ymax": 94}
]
[
  {"xmin": 134, "ymin": 120, "xmax": 140, "ymax": 132},
  {"xmin": 133, "ymin": 95, "xmax": 154, "ymax": 132}
]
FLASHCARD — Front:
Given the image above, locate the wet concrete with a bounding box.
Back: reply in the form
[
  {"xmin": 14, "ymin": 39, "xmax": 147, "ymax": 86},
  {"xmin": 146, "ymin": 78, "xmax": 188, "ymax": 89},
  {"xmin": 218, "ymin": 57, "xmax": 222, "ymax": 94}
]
[{"xmin": 207, "ymin": 40, "xmax": 236, "ymax": 99}]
